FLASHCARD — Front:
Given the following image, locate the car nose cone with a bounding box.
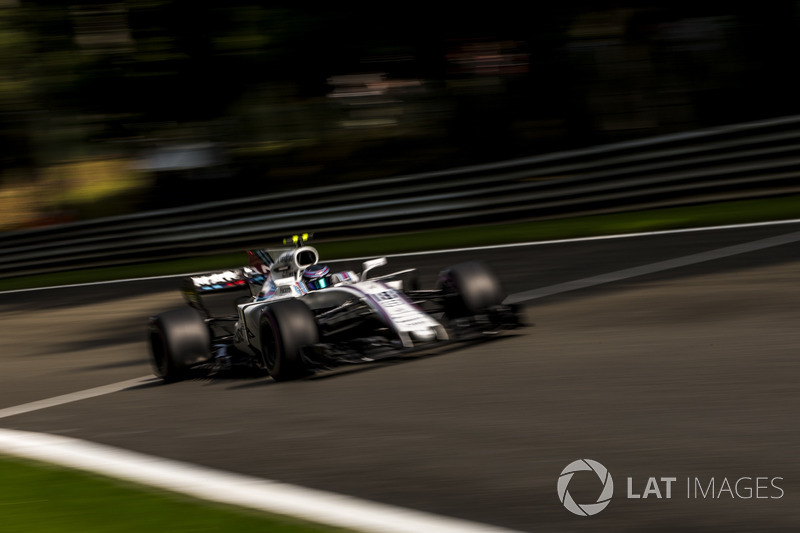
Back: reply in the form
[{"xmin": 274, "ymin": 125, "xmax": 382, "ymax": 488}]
[{"xmin": 411, "ymin": 328, "xmax": 436, "ymax": 342}]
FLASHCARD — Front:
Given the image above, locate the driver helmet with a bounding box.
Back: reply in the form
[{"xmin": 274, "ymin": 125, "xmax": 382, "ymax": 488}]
[{"xmin": 303, "ymin": 264, "xmax": 332, "ymax": 290}]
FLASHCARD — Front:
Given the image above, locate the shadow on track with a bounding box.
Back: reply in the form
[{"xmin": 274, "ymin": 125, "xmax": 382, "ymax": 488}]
[{"xmin": 225, "ymin": 333, "xmax": 524, "ymax": 389}]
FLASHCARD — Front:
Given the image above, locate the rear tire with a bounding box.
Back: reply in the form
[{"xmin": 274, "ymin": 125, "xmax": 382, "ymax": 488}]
[
  {"xmin": 149, "ymin": 308, "xmax": 211, "ymax": 382},
  {"xmin": 438, "ymin": 262, "xmax": 503, "ymax": 318},
  {"xmin": 260, "ymin": 299, "xmax": 319, "ymax": 381}
]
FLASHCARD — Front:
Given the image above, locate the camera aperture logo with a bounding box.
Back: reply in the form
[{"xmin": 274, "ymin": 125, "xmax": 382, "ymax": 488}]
[
  {"xmin": 557, "ymin": 459, "xmax": 614, "ymax": 516},
  {"xmin": 557, "ymin": 459, "xmax": 785, "ymax": 517}
]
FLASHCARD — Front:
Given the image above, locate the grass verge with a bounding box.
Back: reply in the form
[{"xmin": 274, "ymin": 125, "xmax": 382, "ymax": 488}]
[
  {"xmin": 0, "ymin": 455, "xmax": 350, "ymax": 533},
  {"xmin": 1, "ymin": 194, "xmax": 799, "ymax": 293}
]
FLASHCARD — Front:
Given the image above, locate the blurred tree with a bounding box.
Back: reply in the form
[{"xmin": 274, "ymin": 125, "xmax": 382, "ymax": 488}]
[
  {"xmin": 0, "ymin": 5, "xmax": 36, "ymax": 175},
  {"xmin": 4, "ymin": 0, "xmax": 800, "ymax": 186}
]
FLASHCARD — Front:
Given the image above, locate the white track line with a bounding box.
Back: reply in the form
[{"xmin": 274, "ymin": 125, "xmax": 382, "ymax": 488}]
[
  {"xmin": 3, "ymin": 218, "xmax": 800, "ymax": 295},
  {"xmin": 0, "ymin": 428, "xmax": 523, "ymax": 533},
  {"xmin": 504, "ymin": 230, "xmax": 800, "ymax": 304},
  {"xmin": 0, "ymin": 274, "xmax": 187, "ymax": 295},
  {"xmin": 0, "ymin": 376, "xmax": 156, "ymax": 420},
  {"xmin": 342, "ymin": 218, "xmax": 800, "ymax": 261}
]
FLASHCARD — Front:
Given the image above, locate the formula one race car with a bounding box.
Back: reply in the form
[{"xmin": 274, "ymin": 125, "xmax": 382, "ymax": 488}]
[{"xmin": 148, "ymin": 234, "xmax": 521, "ymax": 382}]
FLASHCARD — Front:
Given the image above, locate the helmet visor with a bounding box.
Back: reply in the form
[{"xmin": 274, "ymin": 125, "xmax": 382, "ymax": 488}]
[{"xmin": 307, "ymin": 276, "xmax": 331, "ymax": 290}]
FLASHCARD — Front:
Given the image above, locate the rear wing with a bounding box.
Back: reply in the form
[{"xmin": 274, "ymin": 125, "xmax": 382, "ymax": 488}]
[
  {"xmin": 181, "ymin": 267, "xmax": 267, "ymax": 314},
  {"xmin": 185, "ymin": 268, "xmax": 251, "ymax": 292}
]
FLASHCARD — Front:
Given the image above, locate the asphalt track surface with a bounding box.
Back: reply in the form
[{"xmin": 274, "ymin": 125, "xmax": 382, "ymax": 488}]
[{"xmin": 1, "ymin": 222, "xmax": 800, "ymax": 532}]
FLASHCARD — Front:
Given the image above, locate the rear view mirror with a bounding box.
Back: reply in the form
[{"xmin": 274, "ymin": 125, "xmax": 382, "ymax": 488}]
[{"xmin": 361, "ymin": 257, "xmax": 387, "ymax": 279}]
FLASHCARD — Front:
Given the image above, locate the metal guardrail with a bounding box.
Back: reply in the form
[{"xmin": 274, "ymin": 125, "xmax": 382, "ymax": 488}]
[{"xmin": 2, "ymin": 114, "xmax": 800, "ymax": 278}]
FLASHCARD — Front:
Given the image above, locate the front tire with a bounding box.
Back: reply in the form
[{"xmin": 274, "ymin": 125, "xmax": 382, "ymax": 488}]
[
  {"xmin": 149, "ymin": 307, "xmax": 211, "ymax": 382},
  {"xmin": 260, "ymin": 299, "xmax": 319, "ymax": 381},
  {"xmin": 438, "ymin": 261, "xmax": 503, "ymax": 318}
]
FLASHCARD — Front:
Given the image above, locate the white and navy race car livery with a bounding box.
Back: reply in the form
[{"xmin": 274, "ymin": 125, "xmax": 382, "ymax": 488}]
[{"xmin": 150, "ymin": 234, "xmax": 520, "ymax": 382}]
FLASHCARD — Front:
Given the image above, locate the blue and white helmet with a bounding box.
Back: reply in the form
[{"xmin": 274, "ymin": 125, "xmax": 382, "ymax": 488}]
[{"xmin": 303, "ymin": 264, "xmax": 332, "ymax": 290}]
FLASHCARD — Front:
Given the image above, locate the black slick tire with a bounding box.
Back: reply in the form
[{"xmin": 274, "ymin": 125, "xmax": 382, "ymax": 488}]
[
  {"xmin": 438, "ymin": 261, "xmax": 503, "ymax": 318},
  {"xmin": 260, "ymin": 299, "xmax": 319, "ymax": 381},
  {"xmin": 149, "ymin": 307, "xmax": 211, "ymax": 382}
]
